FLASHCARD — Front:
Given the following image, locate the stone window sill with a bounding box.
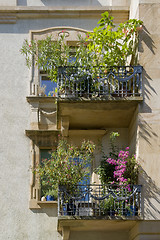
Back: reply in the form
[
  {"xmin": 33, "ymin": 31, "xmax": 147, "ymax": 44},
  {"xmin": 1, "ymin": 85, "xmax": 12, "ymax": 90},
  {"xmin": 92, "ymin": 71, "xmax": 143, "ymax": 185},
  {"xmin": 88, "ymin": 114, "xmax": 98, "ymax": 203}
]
[{"xmin": 29, "ymin": 200, "xmax": 58, "ymax": 209}]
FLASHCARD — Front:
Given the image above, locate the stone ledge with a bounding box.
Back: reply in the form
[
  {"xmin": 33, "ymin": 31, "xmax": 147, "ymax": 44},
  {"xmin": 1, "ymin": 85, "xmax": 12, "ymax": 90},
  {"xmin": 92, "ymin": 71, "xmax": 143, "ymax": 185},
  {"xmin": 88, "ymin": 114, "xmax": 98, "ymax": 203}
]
[
  {"xmin": 0, "ymin": 13, "xmax": 16, "ymax": 23},
  {"xmin": 0, "ymin": 6, "xmax": 129, "ymax": 22},
  {"xmin": 26, "ymin": 96, "xmax": 57, "ymax": 103},
  {"xmin": 29, "ymin": 200, "xmax": 58, "ymax": 209},
  {"xmin": 0, "ymin": 6, "xmax": 129, "ymax": 12},
  {"xmin": 58, "ymin": 217, "xmax": 142, "ymax": 233},
  {"xmin": 25, "ymin": 129, "xmax": 60, "ymax": 147},
  {"xmin": 57, "ymin": 96, "xmax": 143, "ymax": 103}
]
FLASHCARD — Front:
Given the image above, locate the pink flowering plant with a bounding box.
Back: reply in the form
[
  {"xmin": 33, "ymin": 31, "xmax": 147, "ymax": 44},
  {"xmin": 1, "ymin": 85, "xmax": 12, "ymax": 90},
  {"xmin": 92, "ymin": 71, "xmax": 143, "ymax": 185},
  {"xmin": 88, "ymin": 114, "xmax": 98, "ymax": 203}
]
[
  {"xmin": 34, "ymin": 138, "xmax": 95, "ymax": 197},
  {"xmin": 97, "ymin": 132, "xmax": 139, "ymax": 188},
  {"xmin": 96, "ymin": 132, "xmax": 139, "ymax": 216},
  {"xmin": 107, "ymin": 147, "xmax": 139, "ymax": 191}
]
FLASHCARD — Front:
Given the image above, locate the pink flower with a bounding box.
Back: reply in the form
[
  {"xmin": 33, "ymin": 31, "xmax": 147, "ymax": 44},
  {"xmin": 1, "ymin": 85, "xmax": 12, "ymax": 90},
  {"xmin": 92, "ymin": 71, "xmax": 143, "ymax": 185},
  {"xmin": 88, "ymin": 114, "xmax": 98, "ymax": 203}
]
[{"xmin": 29, "ymin": 44, "xmax": 31, "ymax": 47}]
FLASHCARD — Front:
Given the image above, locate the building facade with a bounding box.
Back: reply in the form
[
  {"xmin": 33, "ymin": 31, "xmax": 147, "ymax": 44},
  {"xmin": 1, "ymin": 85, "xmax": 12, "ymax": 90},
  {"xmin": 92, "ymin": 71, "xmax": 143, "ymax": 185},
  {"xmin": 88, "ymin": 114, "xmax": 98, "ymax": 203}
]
[{"xmin": 0, "ymin": 0, "xmax": 160, "ymax": 239}]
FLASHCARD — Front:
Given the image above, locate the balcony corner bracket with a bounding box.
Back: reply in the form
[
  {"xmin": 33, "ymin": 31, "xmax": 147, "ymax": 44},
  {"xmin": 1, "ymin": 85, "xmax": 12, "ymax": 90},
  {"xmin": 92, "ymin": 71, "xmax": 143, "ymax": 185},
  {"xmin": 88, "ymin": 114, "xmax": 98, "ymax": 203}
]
[
  {"xmin": 61, "ymin": 116, "xmax": 69, "ymax": 137},
  {"xmin": 62, "ymin": 226, "xmax": 70, "ymax": 240}
]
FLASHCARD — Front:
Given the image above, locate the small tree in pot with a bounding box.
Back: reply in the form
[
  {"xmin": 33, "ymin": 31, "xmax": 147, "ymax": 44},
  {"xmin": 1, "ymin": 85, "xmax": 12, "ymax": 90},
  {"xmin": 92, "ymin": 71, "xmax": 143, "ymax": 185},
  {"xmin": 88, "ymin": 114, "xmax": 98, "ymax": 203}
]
[{"xmin": 34, "ymin": 137, "xmax": 95, "ymax": 200}]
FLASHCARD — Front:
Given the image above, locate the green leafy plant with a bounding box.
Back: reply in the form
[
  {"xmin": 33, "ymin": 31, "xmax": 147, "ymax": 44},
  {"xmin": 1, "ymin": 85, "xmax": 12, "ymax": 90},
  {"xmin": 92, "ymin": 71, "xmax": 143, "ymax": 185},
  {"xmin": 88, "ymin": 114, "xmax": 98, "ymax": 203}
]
[
  {"xmin": 43, "ymin": 188, "xmax": 58, "ymax": 200},
  {"xmin": 21, "ymin": 11, "xmax": 143, "ymax": 84},
  {"xmin": 34, "ymin": 138, "xmax": 95, "ymax": 195},
  {"xmin": 100, "ymin": 195, "xmax": 115, "ymax": 216}
]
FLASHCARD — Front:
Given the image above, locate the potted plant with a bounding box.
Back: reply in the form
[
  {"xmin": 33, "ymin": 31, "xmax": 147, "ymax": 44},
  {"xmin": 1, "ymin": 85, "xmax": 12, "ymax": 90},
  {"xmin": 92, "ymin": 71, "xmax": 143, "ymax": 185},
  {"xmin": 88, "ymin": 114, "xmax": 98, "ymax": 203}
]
[
  {"xmin": 100, "ymin": 195, "xmax": 115, "ymax": 216},
  {"xmin": 21, "ymin": 12, "xmax": 143, "ymax": 97},
  {"xmin": 96, "ymin": 132, "xmax": 139, "ymax": 187},
  {"xmin": 45, "ymin": 189, "xmax": 58, "ymax": 201},
  {"xmin": 96, "ymin": 131, "xmax": 140, "ymax": 217},
  {"xmin": 34, "ymin": 137, "xmax": 95, "ymax": 203}
]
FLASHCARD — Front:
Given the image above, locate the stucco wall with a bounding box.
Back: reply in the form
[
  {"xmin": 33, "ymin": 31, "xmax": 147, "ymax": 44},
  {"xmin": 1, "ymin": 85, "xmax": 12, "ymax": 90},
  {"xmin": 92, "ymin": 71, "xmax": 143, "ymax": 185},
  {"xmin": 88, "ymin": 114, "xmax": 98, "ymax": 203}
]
[
  {"xmin": 138, "ymin": 3, "xmax": 160, "ymax": 220},
  {"xmin": 0, "ymin": 17, "xmax": 99, "ymax": 240},
  {"xmin": 0, "ymin": 1, "xmax": 160, "ymax": 240},
  {"xmin": 70, "ymin": 230, "xmax": 129, "ymax": 240}
]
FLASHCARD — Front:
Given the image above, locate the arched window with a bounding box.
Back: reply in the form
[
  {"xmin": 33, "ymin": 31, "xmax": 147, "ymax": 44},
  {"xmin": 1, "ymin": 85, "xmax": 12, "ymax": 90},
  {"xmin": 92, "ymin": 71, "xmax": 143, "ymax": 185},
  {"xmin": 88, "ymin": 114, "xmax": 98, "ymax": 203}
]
[{"xmin": 29, "ymin": 27, "xmax": 89, "ymax": 96}]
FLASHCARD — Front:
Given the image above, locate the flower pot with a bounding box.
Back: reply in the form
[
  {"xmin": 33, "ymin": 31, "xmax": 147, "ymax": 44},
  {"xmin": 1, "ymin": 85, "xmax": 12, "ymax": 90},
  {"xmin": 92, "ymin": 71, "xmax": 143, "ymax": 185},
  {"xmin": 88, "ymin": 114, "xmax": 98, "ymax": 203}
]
[
  {"xmin": 46, "ymin": 195, "xmax": 55, "ymax": 201},
  {"xmin": 41, "ymin": 196, "xmax": 46, "ymax": 201}
]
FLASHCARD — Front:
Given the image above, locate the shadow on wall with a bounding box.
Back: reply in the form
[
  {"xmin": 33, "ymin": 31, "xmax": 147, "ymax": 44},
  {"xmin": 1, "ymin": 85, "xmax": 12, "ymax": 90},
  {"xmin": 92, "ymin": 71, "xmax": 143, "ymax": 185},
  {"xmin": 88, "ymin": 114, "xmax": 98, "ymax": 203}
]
[
  {"xmin": 139, "ymin": 167, "xmax": 160, "ymax": 220},
  {"xmin": 31, "ymin": 207, "xmax": 58, "ymax": 217},
  {"xmin": 139, "ymin": 26, "xmax": 156, "ymax": 55},
  {"xmin": 142, "ymin": 68, "xmax": 157, "ymax": 101},
  {"xmin": 138, "ymin": 114, "xmax": 158, "ymax": 146},
  {"xmin": 138, "ymin": 113, "xmax": 160, "ymax": 219},
  {"xmin": 139, "ymin": 26, "xmax": 157, "ymax": 101}
]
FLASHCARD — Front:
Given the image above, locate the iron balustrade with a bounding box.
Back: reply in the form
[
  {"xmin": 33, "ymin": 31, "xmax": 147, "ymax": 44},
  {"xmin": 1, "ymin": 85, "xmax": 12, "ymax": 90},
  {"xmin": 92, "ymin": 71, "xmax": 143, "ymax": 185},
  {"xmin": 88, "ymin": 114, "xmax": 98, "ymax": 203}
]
[
  {"xmin": 58, "ymin": 184, "xmax": 142, "ymax": 218},
  {"xmin": 57, "ymin": 66, "xmax": 142, "ymax": 99}
]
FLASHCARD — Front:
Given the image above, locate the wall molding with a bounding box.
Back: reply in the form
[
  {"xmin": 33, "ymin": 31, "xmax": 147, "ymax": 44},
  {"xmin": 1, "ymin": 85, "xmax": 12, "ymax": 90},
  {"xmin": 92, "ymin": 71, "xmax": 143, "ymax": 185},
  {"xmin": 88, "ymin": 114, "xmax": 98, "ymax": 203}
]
[{"xmin": 0, "ymin": 6, "xmax": 129, "ymax": 23}]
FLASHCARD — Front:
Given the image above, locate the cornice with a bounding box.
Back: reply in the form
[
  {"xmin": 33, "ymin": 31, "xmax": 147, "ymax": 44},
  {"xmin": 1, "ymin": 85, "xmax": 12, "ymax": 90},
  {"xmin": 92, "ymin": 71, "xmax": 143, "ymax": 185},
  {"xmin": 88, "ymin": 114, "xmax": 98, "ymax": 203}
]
[
  {"xmin": 0, "ymin": 6, "xmax": 129, "ymax": 12},
  {"xmin": 0, "ymin": 6, "xmax": 129, "ymax": 24}
]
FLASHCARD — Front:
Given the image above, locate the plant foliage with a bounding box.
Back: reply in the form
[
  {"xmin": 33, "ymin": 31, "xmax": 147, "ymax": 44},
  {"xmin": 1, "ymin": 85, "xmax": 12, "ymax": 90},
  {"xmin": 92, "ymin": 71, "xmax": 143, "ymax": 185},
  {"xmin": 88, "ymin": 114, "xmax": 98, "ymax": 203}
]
[
  {"xmin": 21, "ymin": 11, "xmax": 143, "ymax": 82},
  {"xmin": 34, "ymin": 138, "xmax": 95, "ymax": 195}
]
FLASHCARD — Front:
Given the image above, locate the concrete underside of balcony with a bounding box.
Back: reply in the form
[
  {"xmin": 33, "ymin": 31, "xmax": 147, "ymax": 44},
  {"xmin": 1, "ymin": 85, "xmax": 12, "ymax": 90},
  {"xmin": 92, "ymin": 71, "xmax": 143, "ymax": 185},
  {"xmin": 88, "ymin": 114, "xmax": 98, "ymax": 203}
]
[
  {"xmin": 57, "ymin": 97, "xmax": 143, "ymax": 129},
  {"xmin": 58, "ymin": 217, "xmax": 141, "ymax": 240}
]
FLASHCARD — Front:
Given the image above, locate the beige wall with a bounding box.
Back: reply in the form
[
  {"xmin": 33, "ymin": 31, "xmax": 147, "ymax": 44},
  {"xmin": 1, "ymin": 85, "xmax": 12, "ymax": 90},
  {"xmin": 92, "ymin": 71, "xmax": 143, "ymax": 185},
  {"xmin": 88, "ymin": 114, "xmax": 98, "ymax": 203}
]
[
  {"xmin": 137, "ymin": 2, "xmax": 160, "ymax": 220},
  {"xmin": 0, "ymin": 1, "xmax": 160, "ymax": 240},
  {"xmin": 129, "ymin": 221, "xmax": 160, "ymax": 240},
  {"xmin": 0, "ymin": 9, "xmax": 103, "ymax": 239},
  {"xmin": 70, "ymin": 230, "xmax": 129, "ymax": 240},
  {"xmin": 0, "ymin": 0, "xmax": 16, "ymax": 5},
  {"xmin": 129, "ymin": 106, "xmax": 138, "ymax": 154}
]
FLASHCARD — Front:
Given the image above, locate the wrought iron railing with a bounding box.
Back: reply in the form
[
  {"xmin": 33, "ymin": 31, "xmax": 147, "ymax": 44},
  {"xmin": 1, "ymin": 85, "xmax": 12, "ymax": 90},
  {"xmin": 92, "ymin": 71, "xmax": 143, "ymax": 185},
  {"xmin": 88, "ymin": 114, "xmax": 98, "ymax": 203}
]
[
  {"xmin": 57, "ymin": 66, "xmax": 142, "ymax": 99},
  {"xmin": 58, "ymin": 184, "xmax": 142, "ymax": 218}
]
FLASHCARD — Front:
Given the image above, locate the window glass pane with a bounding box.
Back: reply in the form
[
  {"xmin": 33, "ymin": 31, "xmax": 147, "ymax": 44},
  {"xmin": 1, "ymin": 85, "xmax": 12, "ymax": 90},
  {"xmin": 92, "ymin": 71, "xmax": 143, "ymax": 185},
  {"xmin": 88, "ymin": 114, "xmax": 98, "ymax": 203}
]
[
  {"xmin": 68, "ymin": 46, "xmax": 76, "ymax": 63},
  {"xmin": 40, "ymin": 149, "xmax": 52, "ymax": 161},
  {"xmin": 40, "ymin": 149, "xmax": 52, "ymax": 197},
  {"xmin": 72, "ymin": 157, "xmax": 91, "ymax": 202},
  {"xmin": 40, "ymin": 76, "xmax": 57, "ymax": 96}
]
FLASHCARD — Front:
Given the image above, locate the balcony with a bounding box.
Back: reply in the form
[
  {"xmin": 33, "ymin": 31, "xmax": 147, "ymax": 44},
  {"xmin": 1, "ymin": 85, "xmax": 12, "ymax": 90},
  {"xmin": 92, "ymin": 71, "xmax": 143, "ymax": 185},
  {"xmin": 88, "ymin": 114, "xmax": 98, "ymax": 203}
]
[
  {"xmin": 58, "ymin": 184, "xmax": 142, "ymax": 238},
  {"xmin": 58, "ymin": 184, "xmax": 142, "ymax": 218},
  {"xmin": 57, "ymin": 66, "xmax": 143, "ymax": 129},
  {"xmin": 57, "ymin": 66, "xmax": 143, "ymax": 99}
]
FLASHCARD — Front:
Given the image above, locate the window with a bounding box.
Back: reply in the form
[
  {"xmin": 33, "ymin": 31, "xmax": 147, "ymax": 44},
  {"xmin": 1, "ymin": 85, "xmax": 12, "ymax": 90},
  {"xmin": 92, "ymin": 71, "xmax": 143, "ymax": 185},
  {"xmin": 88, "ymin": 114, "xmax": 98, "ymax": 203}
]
[
  {"xmin": 40, "ymin": 149, "xmax": 52, "ymax": 198},
  {"xmin": 39, "ymin": 73, "xmax": 57, "ymax": 96},
  {"xmin": 29, "ymin": 27, "xmax": 88, "ymax": 96},
  {"xmin": 72, "ymin": 157, "xmax": 91, "ymax": 202}
]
